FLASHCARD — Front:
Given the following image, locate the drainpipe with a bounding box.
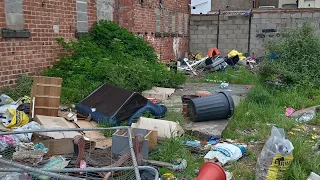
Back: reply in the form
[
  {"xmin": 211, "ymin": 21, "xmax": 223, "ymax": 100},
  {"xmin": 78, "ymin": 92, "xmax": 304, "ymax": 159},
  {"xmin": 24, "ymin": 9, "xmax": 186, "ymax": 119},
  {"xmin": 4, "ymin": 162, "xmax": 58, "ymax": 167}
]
[
  {"xmin": 216, "ymin": 9, "xmax": 220, "ymax": 48},
  {"xmin": 188, "ymin": 0, "xmax": 191, "ymax": 58},
  {"xmin": 247, "ymin": 12, "xmax": 252, "ymax": 55}
]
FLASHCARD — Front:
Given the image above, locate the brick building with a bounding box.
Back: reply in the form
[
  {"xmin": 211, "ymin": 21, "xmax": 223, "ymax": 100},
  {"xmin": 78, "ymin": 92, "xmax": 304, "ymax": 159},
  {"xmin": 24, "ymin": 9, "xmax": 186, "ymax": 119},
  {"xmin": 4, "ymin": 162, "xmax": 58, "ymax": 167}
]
[
  {"xmin": 0, "ymin": 0, "xmax": 190, "ymax": 88},
  {"xmin": 115, "ymin": 0, "xmax": 190, "ymax": 62}
]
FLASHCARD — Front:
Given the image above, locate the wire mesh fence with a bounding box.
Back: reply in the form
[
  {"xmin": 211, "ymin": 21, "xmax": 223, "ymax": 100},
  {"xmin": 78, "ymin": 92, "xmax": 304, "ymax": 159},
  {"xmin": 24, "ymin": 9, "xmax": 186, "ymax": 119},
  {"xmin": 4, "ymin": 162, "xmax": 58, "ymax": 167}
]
[{"xmin": 0, "ymin": 127, "xmax": 159, "ymax": 180}]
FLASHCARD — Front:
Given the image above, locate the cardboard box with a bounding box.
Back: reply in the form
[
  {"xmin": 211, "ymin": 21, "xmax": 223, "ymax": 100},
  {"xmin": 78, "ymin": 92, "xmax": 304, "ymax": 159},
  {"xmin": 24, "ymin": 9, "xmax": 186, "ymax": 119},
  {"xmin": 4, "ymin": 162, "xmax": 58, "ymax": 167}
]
[
  {"xmin": 74, "ymin": 120, "xmax": 112, "ymax": 148},
  {"xmin": 111, "ymin": 128, "xmax": 157, "ymax": 159},
  {"xmin": 34, "ymin": 115, "xmax": 82, "ymax": 139},
  {"xmin": 34, "ymin": 138, "xmax": 96, "ymax": 155}
]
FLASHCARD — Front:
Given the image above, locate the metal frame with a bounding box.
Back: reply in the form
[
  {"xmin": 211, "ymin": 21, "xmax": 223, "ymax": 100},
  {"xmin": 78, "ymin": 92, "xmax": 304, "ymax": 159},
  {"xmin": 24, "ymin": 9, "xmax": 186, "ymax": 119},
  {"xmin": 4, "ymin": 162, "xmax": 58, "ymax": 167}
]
[{"xmin": 0, "ymin": 127, "xmax": 159, "ymax": 180}]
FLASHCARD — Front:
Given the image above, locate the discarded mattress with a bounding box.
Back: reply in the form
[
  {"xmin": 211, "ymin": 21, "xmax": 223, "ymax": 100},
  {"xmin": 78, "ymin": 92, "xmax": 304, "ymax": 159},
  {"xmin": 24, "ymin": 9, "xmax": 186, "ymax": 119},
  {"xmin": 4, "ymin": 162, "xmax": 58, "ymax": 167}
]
[
  {"xmin": 76, "ymin": 84, "xmax": 148, "ymax": 124},
  {"xmin": 128, "ymin": 101, "xmax": 167, "ymax": 125}
]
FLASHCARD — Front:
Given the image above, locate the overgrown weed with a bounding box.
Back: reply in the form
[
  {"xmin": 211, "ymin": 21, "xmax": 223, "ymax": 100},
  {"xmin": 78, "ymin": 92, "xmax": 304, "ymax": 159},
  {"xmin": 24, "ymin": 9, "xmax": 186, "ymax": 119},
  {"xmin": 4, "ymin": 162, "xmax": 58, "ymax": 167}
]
[{"xmin": 46, "ymin": 20, "xmax": 186, "ymax": 104}]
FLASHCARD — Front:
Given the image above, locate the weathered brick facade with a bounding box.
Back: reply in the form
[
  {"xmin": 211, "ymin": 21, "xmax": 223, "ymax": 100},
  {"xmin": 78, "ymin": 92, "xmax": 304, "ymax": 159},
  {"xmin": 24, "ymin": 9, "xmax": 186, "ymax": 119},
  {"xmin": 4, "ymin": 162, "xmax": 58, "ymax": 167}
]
[
  {"xmin": 0, "ymin": 0, "xmax": 97, "ymax": 87},
  {"xmin": 115, "ymin": 0, "xmax": 190, "ymax": 62},
  {"xmin": 0, "ymin": 0, "xmax": 190, "ymax": 88}
]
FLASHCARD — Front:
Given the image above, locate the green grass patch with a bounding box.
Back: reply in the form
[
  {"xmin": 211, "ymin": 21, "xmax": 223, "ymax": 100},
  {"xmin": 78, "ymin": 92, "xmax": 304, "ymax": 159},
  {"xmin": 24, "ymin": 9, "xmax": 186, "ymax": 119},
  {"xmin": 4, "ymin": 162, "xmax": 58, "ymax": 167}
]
[
  {"xmin": 150, "ymin": 137, "xmax": 203, "ymax": 178},
  {"xmin": 162, "ymin": 111, "xmax": 185, "ymax": 124},
  {"xmin": 222, "ymin": 81, "xmax": 320, "ymax": 178},
  {"xmin": 156, "ymin": 69, "xmax": 320, "ymax": 179}
]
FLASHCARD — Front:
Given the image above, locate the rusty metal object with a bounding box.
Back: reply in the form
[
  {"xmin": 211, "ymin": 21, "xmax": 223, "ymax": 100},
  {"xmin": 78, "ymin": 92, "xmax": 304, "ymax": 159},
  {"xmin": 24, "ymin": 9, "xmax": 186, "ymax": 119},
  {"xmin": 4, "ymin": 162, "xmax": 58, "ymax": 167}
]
[
  {"xmin": 134, "ymin": 134, "xmax": 144, "ymax": 166},
  {"xmin": 73, "ymin": 135, "xmax": 85, "ymax": 168}
]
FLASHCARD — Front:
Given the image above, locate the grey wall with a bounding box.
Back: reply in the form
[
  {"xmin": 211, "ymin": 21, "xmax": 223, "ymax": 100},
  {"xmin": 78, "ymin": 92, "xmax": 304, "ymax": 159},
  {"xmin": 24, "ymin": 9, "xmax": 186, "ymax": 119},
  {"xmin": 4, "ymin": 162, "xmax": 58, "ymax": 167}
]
[
  {"xmin": 190, "ymin": 10, "xmax": 320, "ymax": 56},
  {"xmin": 211, "ymin": 0, "xmax": 253, "ymax": 11},
  {"xmin": 258, "ymin": 0, "xmax": 279, "ymax": 7},
  {"xmin": 190, "ymin": 15, "xmax": 249, "ymax": 56}
]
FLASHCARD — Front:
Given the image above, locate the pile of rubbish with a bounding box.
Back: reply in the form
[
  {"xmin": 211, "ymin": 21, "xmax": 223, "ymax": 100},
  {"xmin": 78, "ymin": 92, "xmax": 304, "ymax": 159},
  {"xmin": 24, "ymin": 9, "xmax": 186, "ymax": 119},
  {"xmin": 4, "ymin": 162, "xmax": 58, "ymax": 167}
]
[
  {"xmin": 0, "ymin": 76, "xmax": 237, "ymax": 180},
  {"xmin": 183, "ymin": 127, "xmax": 299, "ymax": 180},
  {"xmin": 177, "ymin": 48, "xmax": 261, "ymax": 76},
  {"xmin": 0, "ymin": 76, "xmax": 178, "ymax": 180},
  {"xmin": 0, "ymin": 75, "xmax": 317, "ymax": 180}
]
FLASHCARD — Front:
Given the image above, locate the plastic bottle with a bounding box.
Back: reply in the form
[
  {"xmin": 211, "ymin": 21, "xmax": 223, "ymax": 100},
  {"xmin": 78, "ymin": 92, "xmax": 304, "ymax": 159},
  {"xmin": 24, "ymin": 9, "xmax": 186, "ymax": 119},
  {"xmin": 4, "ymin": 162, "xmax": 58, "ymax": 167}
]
[{"xmin": 184, "ymin": 141, "xmax": 201, "ymax": 147}]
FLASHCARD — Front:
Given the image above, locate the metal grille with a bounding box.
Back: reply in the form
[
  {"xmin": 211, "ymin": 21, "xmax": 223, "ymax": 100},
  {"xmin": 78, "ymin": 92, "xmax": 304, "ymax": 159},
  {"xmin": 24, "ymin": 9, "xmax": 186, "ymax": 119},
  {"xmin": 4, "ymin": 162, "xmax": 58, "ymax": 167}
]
[
  {"xmin": 208, "ymin": 10, "xmax": 248, "ymax": 16},
  {"xmin": 0, "ymin": 127, "xmax": 159, "ymax": 180}
]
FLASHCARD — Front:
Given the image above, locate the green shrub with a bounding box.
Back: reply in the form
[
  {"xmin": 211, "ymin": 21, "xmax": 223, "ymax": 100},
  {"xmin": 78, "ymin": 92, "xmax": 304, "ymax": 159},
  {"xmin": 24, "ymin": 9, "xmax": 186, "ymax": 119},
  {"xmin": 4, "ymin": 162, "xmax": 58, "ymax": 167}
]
[
  {"xmin": 260, "ymin": 23, "xmax": 320, "ymax": 89},
  {"xmin": 90, "ymin": 21, "xmax": 158, "ymax": 62},
  {"xmin": 46, "ymin": 20, "xmax": 186, "ymax": 104}
]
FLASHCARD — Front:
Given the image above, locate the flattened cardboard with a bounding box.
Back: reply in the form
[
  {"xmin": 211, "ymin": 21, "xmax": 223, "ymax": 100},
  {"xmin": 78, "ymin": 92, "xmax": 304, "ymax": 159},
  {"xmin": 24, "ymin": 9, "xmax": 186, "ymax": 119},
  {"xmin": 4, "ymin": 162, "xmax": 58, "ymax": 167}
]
[
  {"xmin": 74, "ymin": 120, "xmax": 112, "ymax": 148},
  {"xmin": 34, "ymin": 115, "xmax": 81, "ymax": 139}
]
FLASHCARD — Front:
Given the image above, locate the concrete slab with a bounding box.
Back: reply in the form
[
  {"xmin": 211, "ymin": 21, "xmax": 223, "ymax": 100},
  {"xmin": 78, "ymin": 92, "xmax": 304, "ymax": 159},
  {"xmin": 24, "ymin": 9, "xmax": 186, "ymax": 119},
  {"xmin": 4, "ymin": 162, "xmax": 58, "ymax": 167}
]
[
  {"xmin": 289, "ymin": 105, "xmax": 320, "ymax": 122},
  {"xmin": 142, "ymin": 87, "xmax": 176, "ymax": 101},
  {"xmin": 162, "ymin": 83, "xmax": 250, "ymax": 139},
  {"xmin": 183, "ymin": 119, "xmax": 229, "ymax": 140}
]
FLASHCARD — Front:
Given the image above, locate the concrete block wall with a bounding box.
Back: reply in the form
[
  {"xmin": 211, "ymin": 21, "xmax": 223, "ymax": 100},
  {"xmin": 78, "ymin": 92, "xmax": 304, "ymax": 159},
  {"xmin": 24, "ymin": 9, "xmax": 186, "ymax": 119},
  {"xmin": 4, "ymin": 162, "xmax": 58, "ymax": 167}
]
[
  {"xmin": 211, "ymin": 0, "xmax": 253, "ymax": 11},
  {"xmin": 190, "ymin": 9, "xmax": 320, "ymax": 57},
  {"xmin": 251, "ymin": 9, "xmax": 320, "ymax": 55},
  {"xmin": 190, "ymin": 14, "xmax": 249, "ymax": 56}
]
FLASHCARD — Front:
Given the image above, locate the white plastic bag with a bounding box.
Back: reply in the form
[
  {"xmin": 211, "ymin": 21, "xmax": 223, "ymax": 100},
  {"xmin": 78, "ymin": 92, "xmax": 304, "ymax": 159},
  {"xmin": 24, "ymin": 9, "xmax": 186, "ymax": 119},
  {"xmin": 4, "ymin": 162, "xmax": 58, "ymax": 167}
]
[
  {"xmin": 256, "ymin": 127, "xmax": 294, "ymax": 180},
  {"xmin": 13, "ymin": 122, "xmax": 41, "ymax": 143},
  {"xmin": 0, "ymin": 104, "xmax": 19, "ymax": 115},
  {"xmin": 0, "ymin": 94, "xmax": 14, "ymax": 106},
  {"xmin": 204, "ymin": 143, "xmax": 246, "ymax": 165}
]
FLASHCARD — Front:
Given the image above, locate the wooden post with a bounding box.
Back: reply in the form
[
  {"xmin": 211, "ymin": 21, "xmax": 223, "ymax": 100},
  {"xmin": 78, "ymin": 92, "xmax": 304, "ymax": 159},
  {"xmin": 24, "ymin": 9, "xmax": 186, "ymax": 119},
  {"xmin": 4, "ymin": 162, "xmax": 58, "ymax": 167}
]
[{"xmin": 133, "ymin": 134, "xmax": 144, "ymax": 166}]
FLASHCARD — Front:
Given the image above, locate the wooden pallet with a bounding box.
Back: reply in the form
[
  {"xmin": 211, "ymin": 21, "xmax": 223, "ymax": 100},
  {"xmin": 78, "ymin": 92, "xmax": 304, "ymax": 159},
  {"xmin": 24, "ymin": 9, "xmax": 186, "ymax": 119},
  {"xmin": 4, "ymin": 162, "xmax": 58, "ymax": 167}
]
[{"xmin": 30, "ymin": 76, "xmax": 62, "ymax": 117}]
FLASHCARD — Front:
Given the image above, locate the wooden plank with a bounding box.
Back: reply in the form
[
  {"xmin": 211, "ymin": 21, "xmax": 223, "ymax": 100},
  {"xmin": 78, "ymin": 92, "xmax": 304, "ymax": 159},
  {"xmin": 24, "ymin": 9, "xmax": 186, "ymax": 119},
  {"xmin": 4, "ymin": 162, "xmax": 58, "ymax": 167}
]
[
  {"xmin": 145, "ymin": 131, "xmax": 157, "ymax": 149},
  {"xmin": 34, "ymin": 106, "xmax": 60, "ymax": 109},
  {"xmin": 36, "ymin": 84, "xmax": 61, "ymax": 87},
  {"xmin": 30, "ymin": 76, "xmax": 62, "ymax": 117},
  {"xmin": 133, "ymin": 134, "xmax": 144, "ymax": 166},
  {"xmin": 35, "ymin": 95, "xmax": 60, "ymax": 98}
]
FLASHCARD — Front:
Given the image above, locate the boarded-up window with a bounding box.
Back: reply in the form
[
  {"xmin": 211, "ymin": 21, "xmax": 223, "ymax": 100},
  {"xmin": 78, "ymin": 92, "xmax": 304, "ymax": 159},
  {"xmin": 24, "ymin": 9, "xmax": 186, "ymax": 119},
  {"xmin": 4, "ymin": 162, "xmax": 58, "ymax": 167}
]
[
  {"xmin": 97, "ymin": 0, "xmax": 114, "ymax": 21},
  {"xmin": 172, "ymin": 14, "xmax": 176, "ymax": 33},
  {"xmin": 5, "ymin": 0, "xmax": 24, "ymax": 30},
  {"xmin": 178, "ymin": 13, "xmax": 183, "ymax": 34},
  {"xmin": 164, "ymin": 10, "xmax": 169, "ymax": 33},
  {"xmin": 155, "ymin": 8, "xmax": 161, "ymax": 33},
  {"xmin": 184, "ymin": 13, "xmax": 189, "ymax": 35},
  {"xmin": 76, "ymin": 1, "xmax": 88, "ymax": 32}
]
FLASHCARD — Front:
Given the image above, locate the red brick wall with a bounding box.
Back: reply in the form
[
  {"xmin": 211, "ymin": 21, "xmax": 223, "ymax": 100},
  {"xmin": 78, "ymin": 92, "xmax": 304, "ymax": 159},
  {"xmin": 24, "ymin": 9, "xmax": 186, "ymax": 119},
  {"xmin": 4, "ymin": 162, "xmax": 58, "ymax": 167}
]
[
  {"xmin": 0, "ymin": 0, "xmax": 190, "ymax": 88},
  {"xmin": 0, "ymin": 0, "xmax": 97, "ymax": 87},
  {"xmin": 116, "ymin": 0, "xmax": 191, "ymax": 63}
]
